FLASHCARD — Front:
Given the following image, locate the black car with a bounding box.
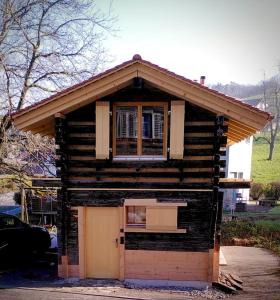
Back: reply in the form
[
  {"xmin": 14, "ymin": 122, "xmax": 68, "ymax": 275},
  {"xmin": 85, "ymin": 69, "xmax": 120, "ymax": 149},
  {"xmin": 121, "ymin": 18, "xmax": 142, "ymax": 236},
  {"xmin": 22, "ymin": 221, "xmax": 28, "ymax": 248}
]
[{"xmin": 0, "ymin": 213, "xmax": 51, "ymax": 256}]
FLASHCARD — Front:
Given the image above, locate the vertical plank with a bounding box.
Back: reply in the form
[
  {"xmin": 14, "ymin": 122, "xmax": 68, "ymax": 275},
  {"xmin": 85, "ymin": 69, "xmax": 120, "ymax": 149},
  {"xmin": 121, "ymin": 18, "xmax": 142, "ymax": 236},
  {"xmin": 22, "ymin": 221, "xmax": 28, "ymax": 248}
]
[
  {"xmin": 170, "ymin": 101, "xmax": 185, "ymax": 159},
  {"xmin": 96, "ymin": 101, "xmax": 110, "ymax": 159},
  {"xmin": 208, "ymin": 249, "xmax": 214, "ymax": 282},
  {"xmin": 78, "ymin": 206, "xmax": 86, "ymax": 279},
  {"xmin": 119, "ymin": 207, "xmax": 125, "ymax": 280}
]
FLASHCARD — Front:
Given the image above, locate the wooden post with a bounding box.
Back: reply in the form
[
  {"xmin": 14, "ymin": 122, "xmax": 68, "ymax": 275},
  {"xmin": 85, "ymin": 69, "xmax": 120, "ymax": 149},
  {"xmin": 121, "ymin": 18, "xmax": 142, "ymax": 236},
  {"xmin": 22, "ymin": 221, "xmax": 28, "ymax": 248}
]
[
  {"xmin": 24, "ymin": 190, "xmax": 29, "ymax": 224},
  {"xmin": 55, "ymin": 113, "xmax": 69, "ymax": 277},
  {"xmin": 78, "ymin": 206, "xmax": 86, "ymax": 279},
  {"xmin": 209, "ymin": 115, "xmax": 226, "ymax": 281},
  {"xmin": 21, "ymin": 187, "xmax": 25, "ymax": 221}
]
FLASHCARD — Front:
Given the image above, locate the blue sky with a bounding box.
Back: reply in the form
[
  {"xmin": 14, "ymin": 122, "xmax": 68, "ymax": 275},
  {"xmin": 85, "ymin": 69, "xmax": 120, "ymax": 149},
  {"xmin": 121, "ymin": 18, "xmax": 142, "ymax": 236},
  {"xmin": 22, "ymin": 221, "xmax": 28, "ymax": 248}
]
[{"xmin": 96, "ymin": 0, "xmax": 280, "ymax": 85}]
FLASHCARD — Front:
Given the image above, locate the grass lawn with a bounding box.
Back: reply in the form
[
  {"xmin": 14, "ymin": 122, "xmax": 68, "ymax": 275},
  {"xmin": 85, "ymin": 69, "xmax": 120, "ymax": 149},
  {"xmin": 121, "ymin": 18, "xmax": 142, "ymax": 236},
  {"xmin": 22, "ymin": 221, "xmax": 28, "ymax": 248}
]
[
  {"xmin": 252, "ymin": 141, "xmax": 280, "ymax": 184},
  {"xmin": 223, "ymin": 205, "xmax": 280, "ymax": 222}
]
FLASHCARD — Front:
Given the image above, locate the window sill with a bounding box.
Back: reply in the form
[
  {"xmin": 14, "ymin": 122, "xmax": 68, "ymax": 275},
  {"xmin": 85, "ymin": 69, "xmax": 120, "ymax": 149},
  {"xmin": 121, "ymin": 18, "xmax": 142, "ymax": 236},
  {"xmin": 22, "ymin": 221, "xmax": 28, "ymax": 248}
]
[
  {"xmin": 125, "ymin": 227, "xmax": 187, "ymax": 234},
  {"xmin": 113, "ymin": 156, "xmax": 167, "ymax": 161}
]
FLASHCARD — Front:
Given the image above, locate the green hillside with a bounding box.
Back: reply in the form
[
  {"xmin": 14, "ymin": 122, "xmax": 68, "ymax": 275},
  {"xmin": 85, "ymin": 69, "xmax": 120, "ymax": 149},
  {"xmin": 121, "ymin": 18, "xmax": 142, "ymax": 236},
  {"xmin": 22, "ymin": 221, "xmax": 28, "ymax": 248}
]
[{"xmin": 252, "ymin": 140, "xmax": 280, "ymax": 184}]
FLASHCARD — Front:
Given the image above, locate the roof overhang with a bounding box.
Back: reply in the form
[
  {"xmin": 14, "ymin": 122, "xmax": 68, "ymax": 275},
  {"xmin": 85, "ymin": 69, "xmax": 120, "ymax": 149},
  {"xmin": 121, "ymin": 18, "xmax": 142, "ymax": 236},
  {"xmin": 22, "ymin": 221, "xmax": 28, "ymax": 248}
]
[{"xmin": 12, "ymin": 56, "xmax": 272, "ymax": 144}]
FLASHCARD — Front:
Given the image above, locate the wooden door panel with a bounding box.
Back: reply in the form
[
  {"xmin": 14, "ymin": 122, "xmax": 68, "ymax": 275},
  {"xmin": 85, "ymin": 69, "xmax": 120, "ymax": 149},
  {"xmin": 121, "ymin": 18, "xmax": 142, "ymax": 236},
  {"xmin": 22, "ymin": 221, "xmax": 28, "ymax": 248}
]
[{"xmin": 85, "ymin": 207, "xmax": 120, "ymax": 278}]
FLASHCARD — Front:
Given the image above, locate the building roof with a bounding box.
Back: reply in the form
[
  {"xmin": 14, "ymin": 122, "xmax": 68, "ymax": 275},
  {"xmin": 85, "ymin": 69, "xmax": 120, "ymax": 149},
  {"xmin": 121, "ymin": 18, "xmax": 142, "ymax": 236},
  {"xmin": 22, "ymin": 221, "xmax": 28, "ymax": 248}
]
[
  {"xmin": 242, "ymin": 98, "xmax": 262, "ymax": 107},
  {"xmin": 12, "ymin": 54, "xmax": 273, "ymax": 144}
]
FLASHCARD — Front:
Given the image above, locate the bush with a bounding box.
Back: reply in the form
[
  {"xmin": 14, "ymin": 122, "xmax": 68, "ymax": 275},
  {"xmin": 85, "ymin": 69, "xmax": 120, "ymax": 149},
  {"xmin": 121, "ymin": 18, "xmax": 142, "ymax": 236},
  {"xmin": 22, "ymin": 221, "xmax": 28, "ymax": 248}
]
[
  {"xmin": 263, "ymin": 182, "xmax": 280, "ymax": 199},
  {"xmin": 221, "ymin": 220, "xmax": 280, "ymax": 256},
  {"xmin": 221, "ymin": 220, "xmax": 258, "ymax": 242},
  {"xmin": 250, "ymin": 182, "xmax": 264, "ymax": 200},
  {"xmin": 270, "ymin": 182, "xmax": 280, "ymax": 200},
  {"xmin": 263, "ymin": 183, "xmax": 274, "ymax": 198}
]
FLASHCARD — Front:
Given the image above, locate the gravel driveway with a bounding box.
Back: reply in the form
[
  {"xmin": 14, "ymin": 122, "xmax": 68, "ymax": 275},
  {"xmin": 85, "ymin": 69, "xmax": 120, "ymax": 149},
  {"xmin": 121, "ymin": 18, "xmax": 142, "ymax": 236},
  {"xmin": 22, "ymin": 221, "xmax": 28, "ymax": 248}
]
[
  {"xmin": 0, "ymin": 246, "xmax": 279, "ymax": 299},
  {"xmin": 221, "ymin": 246, "xmax": 280, "ymax": 300}
]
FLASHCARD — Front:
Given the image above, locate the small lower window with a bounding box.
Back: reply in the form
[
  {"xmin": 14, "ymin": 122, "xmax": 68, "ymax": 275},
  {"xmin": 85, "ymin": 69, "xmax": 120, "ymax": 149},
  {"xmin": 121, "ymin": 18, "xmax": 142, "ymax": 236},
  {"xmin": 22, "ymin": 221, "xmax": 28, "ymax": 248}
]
[{"xmin": 126, "ymin": 206, "xmax": 146, "ymax": 226}]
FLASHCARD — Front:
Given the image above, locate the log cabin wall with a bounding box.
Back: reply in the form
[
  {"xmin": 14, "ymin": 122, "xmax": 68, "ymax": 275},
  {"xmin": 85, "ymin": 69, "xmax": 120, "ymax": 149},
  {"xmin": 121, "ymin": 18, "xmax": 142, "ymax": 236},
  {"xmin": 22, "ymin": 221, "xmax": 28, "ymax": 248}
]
[
  {"xmin": 55, "ymin": 82, "xmax": 228, "ymax": 273},
  {"xmin": 64, "ymin": 85, "xmax": 227, "ymax": 190}
]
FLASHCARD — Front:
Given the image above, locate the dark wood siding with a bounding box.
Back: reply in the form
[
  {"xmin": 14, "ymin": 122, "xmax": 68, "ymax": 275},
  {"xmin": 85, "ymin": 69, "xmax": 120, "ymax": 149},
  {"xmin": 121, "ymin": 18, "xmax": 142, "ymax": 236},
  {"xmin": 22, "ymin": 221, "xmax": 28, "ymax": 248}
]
[
  {"xmin": 55, "ymin": 82, "xmax": 228, "ymax": 262},
  {"xmin": 125, "ymin": 192, "xmax": 212, "ymax": 252},
  {"xmin": 61, "ymin": 86, "xmax": 227, "ymax": 190}
]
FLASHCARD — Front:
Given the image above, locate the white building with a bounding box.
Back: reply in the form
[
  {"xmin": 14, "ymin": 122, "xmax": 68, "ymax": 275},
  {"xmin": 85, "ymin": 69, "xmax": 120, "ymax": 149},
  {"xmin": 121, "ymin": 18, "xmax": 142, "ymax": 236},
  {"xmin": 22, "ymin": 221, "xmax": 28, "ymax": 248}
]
[
  {"xmin": 223, "ymin": 98, "xmax": 262, "ymax": 210},
  {"xmin": 223, "ymin": 137, "xmax": 253, "ymax": 210}
]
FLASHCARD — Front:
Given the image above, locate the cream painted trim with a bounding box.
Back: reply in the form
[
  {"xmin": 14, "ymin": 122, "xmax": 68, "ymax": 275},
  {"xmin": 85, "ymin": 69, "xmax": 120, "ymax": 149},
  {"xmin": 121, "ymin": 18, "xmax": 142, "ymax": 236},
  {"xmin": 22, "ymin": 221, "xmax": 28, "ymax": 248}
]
[
  {"xmin": 78, "ymin": 206, "xmax": 86, "ymax": 279},
  {"xmin": 170, "ymin": 101, "xmax": 185, "ymax": 159},
  {"xmin": 137, "ymin": 63, "xmax": 268, "ymax": 126},
  {"xmin": 119, "ymin": 207, "xmax": 125, "ymax": 280},
  {"xmin": 14, "ymin": 68, "xmax": 137, "ymax": 130},
  {"xmin": 124, "ymin": 227, "xmax": 186, "ymax": 233},
  {"xmin": 124, "ymin": 198, "xmax": 187, "ymax": 206},
  {"xmin": 137, "ymin": 70, "xmax": 267, "ymax": 131},
  {"xmin": 124, "ymin": 199, "xmax": 187, "ymax": 234},
  {"xmin": 96, "ymin": 101, "xmax": 110, "ymax": 159},
  {"xmin": 13, "ymin": 61, "xmax": 269, "ymax": 143}
]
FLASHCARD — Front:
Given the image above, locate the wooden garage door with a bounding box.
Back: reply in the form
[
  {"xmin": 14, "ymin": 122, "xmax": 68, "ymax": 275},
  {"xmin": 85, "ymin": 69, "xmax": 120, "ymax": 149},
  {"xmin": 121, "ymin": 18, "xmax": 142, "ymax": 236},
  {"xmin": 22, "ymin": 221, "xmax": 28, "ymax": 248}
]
[{"xmin": 85, "ymin": 207, "xmax": 120, "ymax": 278}]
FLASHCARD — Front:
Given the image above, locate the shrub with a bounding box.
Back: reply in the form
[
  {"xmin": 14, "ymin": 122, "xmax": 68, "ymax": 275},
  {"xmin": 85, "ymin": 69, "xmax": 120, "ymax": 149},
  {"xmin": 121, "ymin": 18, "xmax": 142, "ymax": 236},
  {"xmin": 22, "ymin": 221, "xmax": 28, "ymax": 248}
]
[
  {"xmin": 250, "ymin": 182, "xmax": 264, "ymax": 200},
  {"xmin": 270, "ymin": 182, "xmax": 280, "ymax": 200},
  {"xmin": 263, "ymin": 183, "xmax": 274, "ymax": 198},
  {"xmin": 263, "ymin": 182, "xmax": 280, "ymax": 199},
  {"xmin": 221, "ymin": 220, "xmax": 280, "ymax": 256}
]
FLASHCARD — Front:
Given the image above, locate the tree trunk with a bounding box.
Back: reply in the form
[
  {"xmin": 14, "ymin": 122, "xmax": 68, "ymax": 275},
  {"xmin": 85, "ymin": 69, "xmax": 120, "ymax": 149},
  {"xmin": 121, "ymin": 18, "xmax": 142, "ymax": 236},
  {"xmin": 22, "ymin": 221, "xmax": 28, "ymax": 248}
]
[
  {"xmin": 267, "ymin": 129, "xmax": 276, "ymax": 160},
  {"xmin": 268, "ymin": 142, "xmax": 274, "ymax": 160}
]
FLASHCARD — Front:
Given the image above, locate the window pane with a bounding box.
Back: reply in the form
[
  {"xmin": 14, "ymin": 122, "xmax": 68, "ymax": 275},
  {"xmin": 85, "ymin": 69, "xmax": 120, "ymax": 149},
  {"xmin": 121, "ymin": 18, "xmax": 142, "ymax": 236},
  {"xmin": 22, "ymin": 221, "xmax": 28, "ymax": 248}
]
[
  {"xmin": 127, "ymin": 206, "xmax": 146, "ymax": 225},
  {"xmin": 134, "ymin": 206, "xmax": 146, "ymax": 224},
  {"xmin": 116, "ymin": 106, "xmax": 138, "ymax": 155},
  {"xmin": 142, "ymin": 106, "xmax": 164, "ymax": 155}
]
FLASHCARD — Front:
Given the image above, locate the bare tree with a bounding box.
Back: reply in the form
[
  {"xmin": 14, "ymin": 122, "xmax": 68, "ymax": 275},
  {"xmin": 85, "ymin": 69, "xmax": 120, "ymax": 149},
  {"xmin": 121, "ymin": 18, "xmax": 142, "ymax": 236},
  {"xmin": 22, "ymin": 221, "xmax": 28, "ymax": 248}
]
[
  {"xmin": 211, "ymin": 72, "xmax": 279, "ymax": 161},
  {"xmin": 210, "ymin": 82, "xmax": 263, "ymax": 99},
  {"xmin": 0, "ymin": 0, "xmax": 115, "ymax": 182},
  {"xmin": 1, "ymin": 130, "xmax": 55, "ymax": 177},
  {"xmin": 0, "ymin": 0, "xmax": 115, "ymax": 139},
  {"xmin": 257, "ymin": 73, "xmax": 280, "ymax": 160}
]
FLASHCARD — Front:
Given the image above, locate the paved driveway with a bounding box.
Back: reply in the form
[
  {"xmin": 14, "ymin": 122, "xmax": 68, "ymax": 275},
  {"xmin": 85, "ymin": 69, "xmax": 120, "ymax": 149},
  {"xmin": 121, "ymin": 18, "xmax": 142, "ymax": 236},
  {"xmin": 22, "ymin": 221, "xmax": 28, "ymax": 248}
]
[{"xmin": 221, "ymin": 246, "xmax": 280, "ymax": 300}]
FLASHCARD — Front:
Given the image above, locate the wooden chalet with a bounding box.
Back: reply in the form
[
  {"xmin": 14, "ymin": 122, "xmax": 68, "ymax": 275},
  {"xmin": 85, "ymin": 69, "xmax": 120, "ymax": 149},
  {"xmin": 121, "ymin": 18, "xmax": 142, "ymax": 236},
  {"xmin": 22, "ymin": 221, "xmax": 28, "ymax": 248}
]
[{"xmin": 12, "ymin": 54, "xmax": 271, "ymax": 286}]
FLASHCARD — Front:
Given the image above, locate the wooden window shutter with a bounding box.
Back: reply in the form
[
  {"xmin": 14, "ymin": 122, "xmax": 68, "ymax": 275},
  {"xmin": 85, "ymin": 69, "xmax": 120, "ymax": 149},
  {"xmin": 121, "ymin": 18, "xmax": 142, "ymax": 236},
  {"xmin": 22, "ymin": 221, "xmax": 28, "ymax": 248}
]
[
  {"xmin": 146, "ymin": 207, "xmax": 178, "ymax": 231},
  {"xmin": 96, "ymin": 101, "xmax": 110, "ymax": 159},
  {"xmin": 170, "ymin": 101, "xmax": 185, "ymax": 159}
]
